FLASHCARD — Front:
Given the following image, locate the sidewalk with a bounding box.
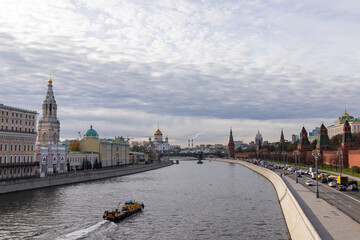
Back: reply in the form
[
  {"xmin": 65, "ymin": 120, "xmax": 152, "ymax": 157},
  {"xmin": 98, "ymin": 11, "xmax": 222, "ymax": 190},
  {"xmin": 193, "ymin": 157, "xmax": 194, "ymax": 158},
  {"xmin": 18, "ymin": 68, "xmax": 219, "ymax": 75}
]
[{"xmin": 282, "ymin": 173, "xmax": 360, "ymax": 240}]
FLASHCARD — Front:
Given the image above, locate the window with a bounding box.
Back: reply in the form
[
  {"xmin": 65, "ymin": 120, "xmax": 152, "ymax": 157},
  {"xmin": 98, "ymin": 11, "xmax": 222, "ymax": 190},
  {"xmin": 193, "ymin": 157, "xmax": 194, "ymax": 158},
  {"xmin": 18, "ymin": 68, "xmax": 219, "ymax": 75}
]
[{"xmin": 0, "ymin": 156, "xmax": 2, "ymax": 163}]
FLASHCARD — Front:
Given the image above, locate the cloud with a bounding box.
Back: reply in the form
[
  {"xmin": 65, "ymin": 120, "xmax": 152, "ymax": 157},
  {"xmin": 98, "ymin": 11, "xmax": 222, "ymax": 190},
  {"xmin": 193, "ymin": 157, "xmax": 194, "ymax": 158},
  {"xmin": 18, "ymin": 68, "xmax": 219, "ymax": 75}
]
[{"xmin": 0, "ymin": 0, "xmax": 359, "ymax": 146}]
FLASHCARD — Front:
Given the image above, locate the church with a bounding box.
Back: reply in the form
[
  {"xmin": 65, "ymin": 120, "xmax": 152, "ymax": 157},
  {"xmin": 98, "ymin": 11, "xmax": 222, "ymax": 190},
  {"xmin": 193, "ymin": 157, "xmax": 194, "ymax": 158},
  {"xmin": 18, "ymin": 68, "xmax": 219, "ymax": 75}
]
[
  {"xmin": 149, "ymin": 128, "xmax": 171, "ymax": 152},
  {"xmin": 327, "ymin": 110, "xmax": 360, "ymax": 138},
  {"xmin": 36, "ymin": 76, "xmax": 67, "ymax": 176}
]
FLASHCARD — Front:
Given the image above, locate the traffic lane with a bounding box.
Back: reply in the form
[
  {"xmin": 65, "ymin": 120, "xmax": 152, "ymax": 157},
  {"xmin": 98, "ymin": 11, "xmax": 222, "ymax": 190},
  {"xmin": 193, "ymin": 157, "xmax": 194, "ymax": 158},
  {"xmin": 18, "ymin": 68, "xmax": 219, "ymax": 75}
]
[
  {"xmin": 287, "ymin": 173, "xmax": 360, "ymax": 202},
  {"xmin": 285, "ymin": 172, "xmax": 360, "ymax": 223}
]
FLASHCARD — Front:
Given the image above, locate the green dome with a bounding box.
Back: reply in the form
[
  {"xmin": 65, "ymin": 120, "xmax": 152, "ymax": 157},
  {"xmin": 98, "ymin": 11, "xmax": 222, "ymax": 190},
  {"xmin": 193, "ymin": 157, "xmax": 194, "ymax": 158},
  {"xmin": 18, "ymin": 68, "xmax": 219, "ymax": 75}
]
[{"xmin": 85, "ymin": 125, "xmax": 98, "ymax": 137}]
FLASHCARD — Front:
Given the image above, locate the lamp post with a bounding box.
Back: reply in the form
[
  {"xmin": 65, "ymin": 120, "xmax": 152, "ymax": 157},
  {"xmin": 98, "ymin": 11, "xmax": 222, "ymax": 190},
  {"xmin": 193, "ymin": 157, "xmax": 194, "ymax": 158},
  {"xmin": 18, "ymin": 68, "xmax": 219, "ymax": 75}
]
[
  {"xmin": 271, "ymin": 152, "xmax": 275, "ymax": 164},
  {"xmin": 337, "ymin": 150, "xmax": 343, "ymax": 177},
  {"xmin": 293, "ymin": 150, "xmax": 300, "ymax": 183},
  {"xmin": 312, "ymin": 149, "xmax": 321, "ymax": 198}
]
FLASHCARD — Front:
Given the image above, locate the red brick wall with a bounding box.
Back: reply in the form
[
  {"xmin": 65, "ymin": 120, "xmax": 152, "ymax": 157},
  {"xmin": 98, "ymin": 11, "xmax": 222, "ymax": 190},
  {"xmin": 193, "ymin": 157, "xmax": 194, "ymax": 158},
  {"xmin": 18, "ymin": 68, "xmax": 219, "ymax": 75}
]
[
  {"xmin": 322, "ymin": 151, "xmax": 338, "ymax": 165},
  {"xmin": 349, "ymin": 150, "xmax": 360, "ymax": 168},
  {"xmin": 234, "ymin": 153, "xmax": 251, "ymax": 158}
]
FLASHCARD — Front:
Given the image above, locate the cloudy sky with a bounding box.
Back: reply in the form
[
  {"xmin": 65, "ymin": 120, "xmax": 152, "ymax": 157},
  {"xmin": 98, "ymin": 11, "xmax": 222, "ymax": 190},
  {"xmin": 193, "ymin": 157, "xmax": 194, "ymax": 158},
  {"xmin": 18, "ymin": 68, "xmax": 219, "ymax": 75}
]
[{"xmin": 0, "ymin": 0, "xmax": 359, "ymax": 146}]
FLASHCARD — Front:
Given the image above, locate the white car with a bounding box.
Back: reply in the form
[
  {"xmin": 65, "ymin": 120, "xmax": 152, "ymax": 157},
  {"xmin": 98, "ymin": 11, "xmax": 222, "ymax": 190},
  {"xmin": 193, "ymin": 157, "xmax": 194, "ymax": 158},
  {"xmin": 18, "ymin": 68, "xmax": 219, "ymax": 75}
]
[
  {"xmin": 328, "ymin": 181, "xmax": 337, "ymax": 187},
  {"xmin": 306, "ymin": 180, "xmax": 314, "ymax": 186}
]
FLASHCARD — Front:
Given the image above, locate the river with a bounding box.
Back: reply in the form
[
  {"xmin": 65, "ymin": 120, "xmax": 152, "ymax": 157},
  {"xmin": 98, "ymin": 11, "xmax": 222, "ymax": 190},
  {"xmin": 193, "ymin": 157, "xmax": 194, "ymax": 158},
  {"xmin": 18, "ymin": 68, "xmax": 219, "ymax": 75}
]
[{"xmin": 0, "ymin": 160, "xmax": 288, "ymax": 239}]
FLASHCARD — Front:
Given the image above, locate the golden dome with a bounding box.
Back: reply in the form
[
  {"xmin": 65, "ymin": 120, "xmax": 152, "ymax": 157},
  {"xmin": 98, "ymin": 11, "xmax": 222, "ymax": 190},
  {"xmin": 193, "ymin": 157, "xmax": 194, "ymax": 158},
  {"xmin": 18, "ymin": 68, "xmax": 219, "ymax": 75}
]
[
  {"xmin": 154, "ymin": 128, "xmax": 162, "ymax": 135},
  {"xmin": 48, "ymin": 74, "xmax": 52, "ymax": 83},
  {"xmin": 342, "ymin": 110, "xmax": 349, "ymax": 117}
]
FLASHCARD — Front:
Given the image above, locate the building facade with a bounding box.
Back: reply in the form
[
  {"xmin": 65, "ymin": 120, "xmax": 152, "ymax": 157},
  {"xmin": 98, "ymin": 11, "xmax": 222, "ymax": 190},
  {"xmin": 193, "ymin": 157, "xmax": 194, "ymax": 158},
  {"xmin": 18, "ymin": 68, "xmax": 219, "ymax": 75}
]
[
  {"xmin": 150, "ymin": 128, "xmax": 171, "ymax": 152},
  {"xmin": 0, "ymin": 104, "xmax": 38, "ymax": 180},
  {"xmin": 79, "ymin": 126, "xmax": 130, "ymax": 167},
  {"xmin": 66, "ymin": 151, "xmax": 100, "ymax": 170},
  {"xmin": 328, "ymin": 110, "xmax": 360, "ymax": 138},
  {"xmin": 36, "ymin": 76, "xmax": 67, "ymax": 176},
  {"xmin": 255, "ymin": 130, "xmax": 263, "ymax": 145}
]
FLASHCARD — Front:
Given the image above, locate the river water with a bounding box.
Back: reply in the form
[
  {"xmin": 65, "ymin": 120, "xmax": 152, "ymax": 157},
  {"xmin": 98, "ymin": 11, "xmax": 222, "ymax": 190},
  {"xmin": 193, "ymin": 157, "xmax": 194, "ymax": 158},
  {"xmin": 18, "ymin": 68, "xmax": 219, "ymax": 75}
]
[{"xmin": 0, "ymin": 160, "xmax": 288, "ymax": 240}]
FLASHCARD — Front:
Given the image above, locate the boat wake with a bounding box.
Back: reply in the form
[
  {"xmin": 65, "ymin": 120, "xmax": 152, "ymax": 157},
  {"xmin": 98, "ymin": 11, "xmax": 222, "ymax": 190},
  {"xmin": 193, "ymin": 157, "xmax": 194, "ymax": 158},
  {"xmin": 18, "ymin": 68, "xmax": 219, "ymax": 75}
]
[{"xmin": 57, "ymin": 220, "xmax": 116, "ymax": 240}]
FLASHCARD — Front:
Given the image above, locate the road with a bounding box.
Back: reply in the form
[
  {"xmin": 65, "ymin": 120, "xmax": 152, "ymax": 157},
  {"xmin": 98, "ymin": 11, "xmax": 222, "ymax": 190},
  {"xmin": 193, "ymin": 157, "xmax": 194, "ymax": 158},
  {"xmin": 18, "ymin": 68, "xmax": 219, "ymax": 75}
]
[{"xmin": 274, "ymin": 168, "xmax": 360, "ymax": 223}]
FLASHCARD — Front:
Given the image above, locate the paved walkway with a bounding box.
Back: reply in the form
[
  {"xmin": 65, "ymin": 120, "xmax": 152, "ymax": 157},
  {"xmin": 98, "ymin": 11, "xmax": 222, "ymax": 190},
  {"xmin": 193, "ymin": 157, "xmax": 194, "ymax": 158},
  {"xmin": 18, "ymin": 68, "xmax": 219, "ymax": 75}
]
[{"xmin": 282, "ymin": 173, "xmax": 360, "ymax": 240}]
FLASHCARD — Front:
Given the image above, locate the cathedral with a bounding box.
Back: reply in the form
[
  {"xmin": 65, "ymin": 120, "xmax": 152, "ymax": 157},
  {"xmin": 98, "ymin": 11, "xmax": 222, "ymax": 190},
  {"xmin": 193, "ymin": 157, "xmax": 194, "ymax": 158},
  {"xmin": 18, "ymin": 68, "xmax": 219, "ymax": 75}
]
[
  {"xmin": 149, "ymin": 128, "xmax": 171, "ymax": 152},
  {"xmin": 36, "ymin": 76, "xmax": 67, "ymax": 176}
]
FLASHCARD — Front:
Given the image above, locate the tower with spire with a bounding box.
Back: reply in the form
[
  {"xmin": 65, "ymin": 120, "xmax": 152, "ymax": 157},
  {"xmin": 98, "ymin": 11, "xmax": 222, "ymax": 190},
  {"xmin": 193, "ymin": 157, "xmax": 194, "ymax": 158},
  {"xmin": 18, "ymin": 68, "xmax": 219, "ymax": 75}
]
[
  {"xmin": 279, "ymin": 129, "xmax": 286, "ymax": 151},
  {"xmin": 298, "ymin": 126, "xmax": 311, "ymax": 152},
  {"xmin": 38, "ymin": 75, "xmax": 60, "ymax": 145},
  {"xmin": 316, "ymin": 123, "xmax": 330, "ymax": 151},
  {"xmin": 36, "ymin": 75, "xmax": 67, "ymax": 176},
  {"xmin": 228, "ymin": 128, "xmax": 235, "ymax": 158},
  {"xmin": 341, "ymin": 120, "xmax": 355, "ymax": 168}
]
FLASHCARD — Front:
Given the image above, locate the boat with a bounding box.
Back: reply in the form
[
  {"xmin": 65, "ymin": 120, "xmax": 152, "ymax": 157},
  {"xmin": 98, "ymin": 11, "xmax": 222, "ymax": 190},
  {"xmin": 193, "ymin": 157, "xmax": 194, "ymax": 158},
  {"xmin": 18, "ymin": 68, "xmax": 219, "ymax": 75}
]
[
  {"xmin": 103, "ymin": 201, "xmax": 144, "ymax": 222},
  {"xmin": 197, "ymin": 151, "xmax": 204, "ymax": 164}
]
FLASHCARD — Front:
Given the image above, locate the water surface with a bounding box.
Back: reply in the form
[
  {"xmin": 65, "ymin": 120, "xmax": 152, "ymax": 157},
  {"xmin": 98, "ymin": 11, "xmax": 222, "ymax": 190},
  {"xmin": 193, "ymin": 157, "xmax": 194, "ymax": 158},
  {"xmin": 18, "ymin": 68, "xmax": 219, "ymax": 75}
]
[{"xmin": 0, "ymin": 160, "xmax": 288, "ymax": 239}]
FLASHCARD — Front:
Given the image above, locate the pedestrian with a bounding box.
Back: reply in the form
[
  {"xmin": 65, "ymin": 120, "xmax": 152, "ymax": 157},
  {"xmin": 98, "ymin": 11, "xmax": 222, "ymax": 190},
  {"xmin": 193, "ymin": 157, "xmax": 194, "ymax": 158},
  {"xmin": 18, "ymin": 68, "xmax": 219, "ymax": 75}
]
[{"xmin": 280, "ymin": 173, "xmax": 282, "ymax": 178}]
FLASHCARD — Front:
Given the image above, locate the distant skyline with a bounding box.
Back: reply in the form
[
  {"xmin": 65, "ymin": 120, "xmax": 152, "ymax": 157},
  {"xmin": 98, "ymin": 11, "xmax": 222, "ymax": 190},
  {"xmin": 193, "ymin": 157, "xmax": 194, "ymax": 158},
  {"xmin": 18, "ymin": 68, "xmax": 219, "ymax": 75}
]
[{"xmin": 1, "ymin": 0, "xmax": 359, "ymax": 147}]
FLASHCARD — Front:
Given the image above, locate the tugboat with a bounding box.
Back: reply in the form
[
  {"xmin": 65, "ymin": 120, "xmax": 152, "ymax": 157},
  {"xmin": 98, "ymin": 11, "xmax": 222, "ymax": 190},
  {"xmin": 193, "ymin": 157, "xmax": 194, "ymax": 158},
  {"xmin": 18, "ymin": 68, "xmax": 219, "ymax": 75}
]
[{"xmin": 103, "ymin": 201, "xmax": 144, "ymax": 222}]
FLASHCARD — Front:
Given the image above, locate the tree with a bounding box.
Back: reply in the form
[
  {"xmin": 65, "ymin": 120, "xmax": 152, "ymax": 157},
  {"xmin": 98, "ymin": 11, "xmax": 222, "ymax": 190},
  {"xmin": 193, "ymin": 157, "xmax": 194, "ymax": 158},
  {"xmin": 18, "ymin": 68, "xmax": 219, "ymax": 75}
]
[
  {"xmin": 330, "ymin": 134, "xmax": 342, "ymax": 150},
  {"xmin": 311, "ymin": 139, "xmax": 317, "ymax": 150},
  {"xmin": 69, "ymin": 140, "xmax": 80, "ymax": 151},
  {"xmin": 235, "ymin": 147, "xmax": 242, "ymax": 153}
]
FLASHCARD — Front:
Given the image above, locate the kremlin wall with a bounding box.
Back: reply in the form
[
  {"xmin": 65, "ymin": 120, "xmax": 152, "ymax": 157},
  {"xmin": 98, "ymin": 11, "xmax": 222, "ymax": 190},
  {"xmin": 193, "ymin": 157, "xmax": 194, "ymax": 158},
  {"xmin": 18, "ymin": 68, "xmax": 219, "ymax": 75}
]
[{"xmin": 229, "ymin": 111, "xmax": 360, "ymax": 169}]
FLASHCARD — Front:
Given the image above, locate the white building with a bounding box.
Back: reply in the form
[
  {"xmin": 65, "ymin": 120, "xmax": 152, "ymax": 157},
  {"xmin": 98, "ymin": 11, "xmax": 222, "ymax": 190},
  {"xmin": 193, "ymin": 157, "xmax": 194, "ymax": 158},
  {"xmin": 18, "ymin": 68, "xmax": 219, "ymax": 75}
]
[
  {"xmin": 36, "ymin": 76, "xmax": 67, "ymax": 176},
  {"xmin": 150, "ymin": 128, "xmax": 171, "ymax": 152},
  {"xmin": 328, "ymin": 110, "xmax": 360, "ymax": 139}
]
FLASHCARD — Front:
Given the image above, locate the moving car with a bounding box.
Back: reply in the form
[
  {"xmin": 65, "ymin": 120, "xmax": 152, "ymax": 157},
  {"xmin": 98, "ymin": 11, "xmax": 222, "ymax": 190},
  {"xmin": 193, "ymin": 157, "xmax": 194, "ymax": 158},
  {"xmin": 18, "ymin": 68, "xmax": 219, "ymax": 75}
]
[
  {"xmin": 328, "ymin": 181, "xmax": 337, "ymax": 187},
  {"xmin": 348, "ymin": 184, "xmax": 359, "ymax": 191},
  {"xmin": 320, "ymin": 178, "xmax": 328, "ymax": 184},
  {"xmin": 306, "ymin": 180, "xmax": 314, "ymax": 186},
  {"xmin": 337, "ymin": 185, "xmax": 346, "ymax": 191}
]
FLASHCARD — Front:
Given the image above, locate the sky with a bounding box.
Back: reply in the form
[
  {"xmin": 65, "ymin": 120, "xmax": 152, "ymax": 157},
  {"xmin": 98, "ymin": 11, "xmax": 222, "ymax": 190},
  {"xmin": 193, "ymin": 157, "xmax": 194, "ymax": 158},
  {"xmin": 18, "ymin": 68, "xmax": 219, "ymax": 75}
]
[{"xmin": 0, "ymin": 0, "xmax": 360, "ymax": 147}]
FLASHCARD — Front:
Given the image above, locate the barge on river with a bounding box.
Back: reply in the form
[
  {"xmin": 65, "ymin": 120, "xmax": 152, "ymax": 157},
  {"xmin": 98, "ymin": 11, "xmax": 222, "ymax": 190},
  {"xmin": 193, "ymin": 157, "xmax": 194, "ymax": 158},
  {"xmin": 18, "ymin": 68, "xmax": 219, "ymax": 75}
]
[{"xmin": 103, "ymin": 201, "xmax": 144, "ymax": 222}]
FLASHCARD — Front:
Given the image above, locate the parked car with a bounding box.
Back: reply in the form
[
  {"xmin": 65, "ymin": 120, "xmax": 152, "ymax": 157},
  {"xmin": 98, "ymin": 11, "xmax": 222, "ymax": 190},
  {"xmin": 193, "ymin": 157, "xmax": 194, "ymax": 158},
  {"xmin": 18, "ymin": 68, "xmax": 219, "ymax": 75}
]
[
  {"xmin": 328, "ymin": 181, "xmax": 337, "ymax": 187},
  {"xmin": 337, "ymin": 185, "xmax": 346, "ymax": 191},
  {"xmin": 306, "ymin": 180, "xmax": 314, "ymax": 186},
  {"xmin": 348, "ymin": 184, "xmax": 359, "ymax": 191}
]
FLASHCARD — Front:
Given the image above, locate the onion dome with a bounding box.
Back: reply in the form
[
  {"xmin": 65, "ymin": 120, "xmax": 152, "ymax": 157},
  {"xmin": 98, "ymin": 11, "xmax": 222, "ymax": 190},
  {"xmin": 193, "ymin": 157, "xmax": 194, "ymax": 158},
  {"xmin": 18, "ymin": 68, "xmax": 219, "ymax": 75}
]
[
  {"xmin": 154, "ymin": 128, "xmax": 163, "ymax": 135},
  {"xmin": 339, "ymin": 110, "xmax": 354, "ymax": 121},
  {"xmin": 85, "ymin": 125, "xmax": 98, "ymax": 137}
]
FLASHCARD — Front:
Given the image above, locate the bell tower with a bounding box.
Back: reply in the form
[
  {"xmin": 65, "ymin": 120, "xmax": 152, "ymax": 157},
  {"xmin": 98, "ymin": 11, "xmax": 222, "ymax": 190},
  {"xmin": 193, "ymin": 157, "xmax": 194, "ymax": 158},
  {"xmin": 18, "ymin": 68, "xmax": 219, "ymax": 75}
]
[{"xmin": 38, "ymin": 75, "xmax": 60, "ymax": 145}]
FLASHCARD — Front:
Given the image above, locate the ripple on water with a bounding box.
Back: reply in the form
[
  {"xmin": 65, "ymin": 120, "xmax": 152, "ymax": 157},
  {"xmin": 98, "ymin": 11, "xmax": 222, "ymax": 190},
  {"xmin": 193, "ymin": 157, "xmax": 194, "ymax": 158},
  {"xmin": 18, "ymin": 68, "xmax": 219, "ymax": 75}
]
[{"xmin": 0, "ymin": 161, "xmax": 289, "ymax": 239}]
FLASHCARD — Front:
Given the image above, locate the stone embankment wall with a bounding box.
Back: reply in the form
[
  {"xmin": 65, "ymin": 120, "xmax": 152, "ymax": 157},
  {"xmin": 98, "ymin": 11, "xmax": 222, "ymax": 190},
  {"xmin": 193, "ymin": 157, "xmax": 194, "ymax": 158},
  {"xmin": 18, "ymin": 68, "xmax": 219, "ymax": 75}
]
[
  {"xmin": 215, "ymin": 159, "xmax": 321, "ymax": 240},
  {"xmin": 0, "ymin": 162, "xmax": 172, "ymax": 194}
]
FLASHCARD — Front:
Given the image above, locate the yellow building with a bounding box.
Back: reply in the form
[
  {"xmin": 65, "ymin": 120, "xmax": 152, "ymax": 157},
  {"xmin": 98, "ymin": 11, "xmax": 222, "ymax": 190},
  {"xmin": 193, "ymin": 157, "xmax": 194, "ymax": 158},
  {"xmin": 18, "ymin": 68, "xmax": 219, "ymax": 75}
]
[
  {"xmin": 66, "ymin": 151, "xmax": 100, "ymax": 170},
  {"xmin": 78, "ymin": 126, "xmax": 130, "ymax": 167},
  {"xmin": 327, "ymin": 110, "xmax": 360, "ymax": 138},
  {"xmin": 0, "ymin": 104, "xmax": 38, "ymax": 180}
]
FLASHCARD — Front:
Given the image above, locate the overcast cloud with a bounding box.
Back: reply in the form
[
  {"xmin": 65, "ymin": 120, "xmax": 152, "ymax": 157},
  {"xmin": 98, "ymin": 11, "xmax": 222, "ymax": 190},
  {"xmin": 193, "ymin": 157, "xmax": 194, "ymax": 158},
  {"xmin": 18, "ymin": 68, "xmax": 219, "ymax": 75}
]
[{"xmin": 0, "ymin": 0, "xmax": 359, "ymax": 146}]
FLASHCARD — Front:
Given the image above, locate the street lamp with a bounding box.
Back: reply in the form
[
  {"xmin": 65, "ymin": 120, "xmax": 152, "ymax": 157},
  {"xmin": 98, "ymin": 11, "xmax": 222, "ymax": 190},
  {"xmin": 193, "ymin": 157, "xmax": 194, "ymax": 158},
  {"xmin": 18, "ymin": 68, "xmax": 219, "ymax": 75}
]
[
  {"xmin": 271, "ymin": 152, "xmax": 275, "ymax": 164},
  {"xmin": 312, "ymin": 149, "xmax": 321, "ymax": 198},
  {"xmin": 337, "ymin": 150, "xmax": 343, "ymax": 177},
  {"xmin": 293, "ymin": 150, "xmax": 300, "ymax": 183}
]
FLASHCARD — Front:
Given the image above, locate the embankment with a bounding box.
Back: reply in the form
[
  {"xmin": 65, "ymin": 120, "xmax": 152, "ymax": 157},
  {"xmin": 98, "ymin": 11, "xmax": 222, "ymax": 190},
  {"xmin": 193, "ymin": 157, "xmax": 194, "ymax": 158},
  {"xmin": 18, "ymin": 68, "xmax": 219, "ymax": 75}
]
[
  {"xmin": 214, "ymin": 159, "xmax": 321, "ymax": 240},
  {"xmin": 0, "ymin": 161, "xmax": 172, "ymax": 194}
]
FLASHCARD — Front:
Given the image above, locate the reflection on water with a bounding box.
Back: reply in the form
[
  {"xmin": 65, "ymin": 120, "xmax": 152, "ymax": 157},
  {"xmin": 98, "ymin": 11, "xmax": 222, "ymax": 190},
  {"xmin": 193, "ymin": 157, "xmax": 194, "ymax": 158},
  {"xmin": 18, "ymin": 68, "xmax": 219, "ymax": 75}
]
[{"xmin": 0, "ymin": 161, "xmax": 288, "ymax": 240}]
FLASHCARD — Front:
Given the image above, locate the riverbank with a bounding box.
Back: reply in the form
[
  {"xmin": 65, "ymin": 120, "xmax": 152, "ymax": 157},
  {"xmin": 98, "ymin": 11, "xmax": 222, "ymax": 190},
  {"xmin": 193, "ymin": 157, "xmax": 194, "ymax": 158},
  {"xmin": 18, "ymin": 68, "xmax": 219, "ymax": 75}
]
[
  {"xmin": 0, "ymin": 161, "xmax": 172, "ymax": 194},
  {"xmin": 213, "ymin": 158, "xmax": 321, "ymax": 240}
]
